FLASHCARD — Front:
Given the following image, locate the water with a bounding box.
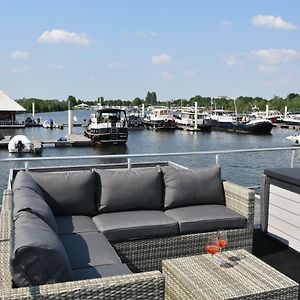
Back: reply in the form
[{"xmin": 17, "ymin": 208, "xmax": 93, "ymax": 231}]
[{"xmin": 0, "ymin": 109, "xmax": 299, "ymax": 198}]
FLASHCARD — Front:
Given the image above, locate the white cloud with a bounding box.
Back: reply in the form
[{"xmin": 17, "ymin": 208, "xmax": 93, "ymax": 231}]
[
  {"xmin": 162, "ymin": 71, "xmax": 174, "ymax": 80},
  {"xmin": 257, "ymin": 65, "xmax": 278, "ymax": 75},
  {"xmin": 251, "ymin": 15, "xmax": 297, "ymax": 30},
  {"xmin": 152, "ymin": 54, "xmax": 175, "ymax": 64},
  {"xmin": 11, "ymin": 51, "xmax": 29, "ymax": 59},
  {"xmin": 38, "ymin": 29, "xmax": 91, "ymax": 45},
  {"xmin": 108, "ymin": 62, "xmax": 126, "ymax": 69},
  {"xmin": 253, "ymin": 49, "xmax": 300, "ymax": 64},
  {"xmin": 9, "ymin": 66, "xmax": 29, "ymax": 74},
  {"xmin": 222, "ymin": 54, "xmax": 242, "ymax": 66}
]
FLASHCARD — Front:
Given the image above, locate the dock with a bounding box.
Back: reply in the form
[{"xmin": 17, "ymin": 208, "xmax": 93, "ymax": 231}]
[
  {"xmin": 0, "ymin": 134, "xmax": 92, "ymax": 152},
  {"xmin": 41, "ymin": 134, "xmax": 92, "ymax": 147},
  {"xmin": 273, "ymin": 123, "xmax": 300, "ymax": 130},
  {"xmin": 0, "ymin": 136, "xmax": 11, "ymax": 148}
]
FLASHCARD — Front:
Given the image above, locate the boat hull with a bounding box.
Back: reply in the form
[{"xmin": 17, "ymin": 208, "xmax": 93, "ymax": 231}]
[
  {"xmin": 144, "ymin": 120, "xmax": 177, "ymax": 130},
  {"xmin": 207, "ymin": 119, "xmax": 273, "ymax": 134},
  {"xmin": 84, "ymin": 129, "xmax": 128, "ymax": 145}
]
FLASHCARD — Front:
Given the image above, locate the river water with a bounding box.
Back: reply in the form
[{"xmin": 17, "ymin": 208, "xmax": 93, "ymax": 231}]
[{"xmin": 0, "ymin": 109, "xmax": 299, "ymax": 199}]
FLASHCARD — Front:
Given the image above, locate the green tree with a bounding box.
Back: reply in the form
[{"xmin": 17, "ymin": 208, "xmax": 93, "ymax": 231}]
[
  {"xmin": 67, "ymin": 95, "xmax": 76, "ymax": 109},
  {"xmin": 132, "ymin": 97, "xmax": 142, "ymax": 106}
]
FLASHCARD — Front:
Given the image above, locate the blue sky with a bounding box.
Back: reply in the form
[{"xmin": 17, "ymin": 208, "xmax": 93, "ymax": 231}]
[{"xmin": 0, "ymin": 0, "xmax": 300, "ymax": 101}]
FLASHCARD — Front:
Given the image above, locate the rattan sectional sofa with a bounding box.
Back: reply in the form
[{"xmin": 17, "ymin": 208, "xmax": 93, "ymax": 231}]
[{"xmin": 0, "ymin": 164, "xmax": 255, "ymax": 299}]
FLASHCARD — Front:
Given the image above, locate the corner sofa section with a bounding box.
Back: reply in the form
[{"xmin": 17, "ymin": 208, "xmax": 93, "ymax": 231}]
[{"xmin": 0, "ymin": 164, "xmax": 255, "ymax": 299}]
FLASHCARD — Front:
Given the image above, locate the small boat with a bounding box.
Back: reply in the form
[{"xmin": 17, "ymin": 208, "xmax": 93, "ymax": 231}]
[
  {"xmin": 144, "ymin": 108, "xmax": 177, "ymax": 130},
  {"xmin": 175, "ymin": 110, "xmax": 211, "ymax": 131},
  {"xmin": 286, "ymin": 134, "xmax": 300, "ymax": 144},
  {"xmin": 206, "ymin": 109, "xmax": 273, "ymax": 134},
  {"xmin": 43, "ymin": 118, "xmax": 63, "ymax": 129},
  {"xmin": 8, "ymin": 135, "xmax": 33, "ymax": 153},
  {"xmin": 84, "ymin": 108, "xmax": 128, "ymax": 144}
]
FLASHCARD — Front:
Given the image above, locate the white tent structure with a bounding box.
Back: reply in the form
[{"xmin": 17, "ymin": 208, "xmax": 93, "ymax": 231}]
[{"xmin": 0, "ymin": 90, "xmax": 26, "ymax": 124}]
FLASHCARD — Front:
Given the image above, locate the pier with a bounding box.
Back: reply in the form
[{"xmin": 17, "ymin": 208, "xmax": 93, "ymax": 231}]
[{"xmin": 0, "ymin": 134, "xmax": 92, "ymax": 152}]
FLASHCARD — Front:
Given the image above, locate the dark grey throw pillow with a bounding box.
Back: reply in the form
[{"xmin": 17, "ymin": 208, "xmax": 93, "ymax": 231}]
[
  {"xmin": 27, "ymin": 170, "xmax": 97, "ymax": 216},
  {"xmin": 13, "ymin": 171, "xmax": 57, "ymax": 232},
  {"xmin": 97, "ymin": 167, "xmax": 163, "ymax": 213},
  {"xmin": 162, "ymin": 165, "xmax": 225, "ymax": 209},
  {"xmin": 10, "ymin": 211, "xmax": 73, "ymax": 287}
]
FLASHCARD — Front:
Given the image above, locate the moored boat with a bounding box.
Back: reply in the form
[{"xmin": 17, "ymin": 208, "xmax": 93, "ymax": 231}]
[
  {"xmin": 207, "ymin": 109, "xmax": 273, "ymax": 134},
  {"xmin": 8, "ymin": 135, "xmax": 33, "ymax": 153},
  {"xmin": 84, "ymin": 108, "xmax": 128, "ymax": 144},
  {"xmin": 144, "ymin": 107, "xmax": 177, "ymax": 130}
]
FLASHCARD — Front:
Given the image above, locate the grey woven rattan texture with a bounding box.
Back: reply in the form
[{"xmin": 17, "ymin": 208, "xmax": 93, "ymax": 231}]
[{"xmin": 162, "ymin": 249, "xmax": 299, "ymax": 300}]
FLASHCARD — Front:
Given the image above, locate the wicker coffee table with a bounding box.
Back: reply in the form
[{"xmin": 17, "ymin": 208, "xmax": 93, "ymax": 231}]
[{"xmin": 162, "ymin": 249, "xmax": 298, "ymax": 300}]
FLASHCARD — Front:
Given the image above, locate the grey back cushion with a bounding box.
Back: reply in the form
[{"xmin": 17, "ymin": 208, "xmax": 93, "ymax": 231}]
[
  {"xmin": 10, "ymin": 211, "xmax": 73, "ymax": 287},
  {"xmin": 27, "ymin": 170, "xmax": 97, "ymax": 216},
  {"xmin": 162, "ymin": 165, "xmax": 225, "ymax": 209},
  {"xmin": 97, "ymin": 167, "xmax": 163, "ymax": 213},
  {"xmin": 13, "ymin": 171, "xmax": 57, "ymax": 233}
]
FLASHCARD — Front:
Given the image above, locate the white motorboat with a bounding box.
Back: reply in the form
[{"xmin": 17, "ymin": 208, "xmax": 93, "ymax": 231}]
[
  {"xmin": 84, "ymin": 108, "xmax": 128, "ymax": 144},
  {"xmin": 144, "ymin": 107, "xmax": 177, "ymax": 130},
  {"xmin": 8, "ymin": 135, "xmax": 33, "ymax": 153},
  {"xmin": 43, "ymin": 118, "xmax": 63, "ymax": 129},
  {"xmin": 286, "ymin": 134, "xmax": 300, "ymax": 144}
]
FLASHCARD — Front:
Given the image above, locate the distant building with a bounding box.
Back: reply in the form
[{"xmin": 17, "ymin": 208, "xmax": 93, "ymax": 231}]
[
  {"xmin": 74, "ymin": 103, "xmax": 89, "ymax": 110},
  {"xmin": 0, "ymin": 90, "xmax": 26, "ymax": 122}
]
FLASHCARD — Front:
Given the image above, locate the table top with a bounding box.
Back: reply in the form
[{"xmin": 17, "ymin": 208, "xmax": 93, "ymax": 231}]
[{"xmin": 162, "ymin": 249, "xmax": 298, "ymax": 299}]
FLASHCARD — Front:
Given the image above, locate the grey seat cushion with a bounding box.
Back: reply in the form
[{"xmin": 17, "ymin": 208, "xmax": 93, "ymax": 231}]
[
  {"xmin": 164, "ymin": 205, "xmax": 247, "ymax": 235},
  {"xmin": 97, "ymin": 167, "xmax": 163, "ymax": 213},
  {"xmin": 56, "ymin": 215, "xmax": 98, "ymax": 235},
  {"xmin": 92, "ymin": 211, "xmax": 178, "ymax": 242},
  {"xmin": 13, "ymin": 170, "xmax": 44, "ymax": 198},
  {"xmin": 162, "ymin": 165, "xmax": 225, "ymax": 209},
  {"xmin": 60, "ymin": 232, "xmax": 121, "ymax": 269},
  {"xmin": 11, "ymin": 211, "xmax": 73, "ymax": 287},
  {"xmin": 27, "ymin": 170, "xmax": 97, "ymax": 216},
  {"xmin": 72, "ymin": 263, "xmax": 132, "ymax": 281},
  {"xmin": 13, "ymin": 172, "xmax": 57, "ymax": 232}
]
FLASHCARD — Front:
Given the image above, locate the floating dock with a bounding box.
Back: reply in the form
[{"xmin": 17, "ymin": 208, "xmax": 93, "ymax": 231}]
[
  {"xmin": 0, "ymin": 134, "xmax": 92, "ymax": 152},
  {"xmin": 273, "ymin": 123, "xmax": 300, "ymax": 130},
  {"xmin": 42, "ymin": 134, "xmax": 92, "ymax": 148}
]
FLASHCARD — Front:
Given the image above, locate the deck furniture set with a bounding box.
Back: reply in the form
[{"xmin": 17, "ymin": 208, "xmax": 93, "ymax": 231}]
[{"xmin": 0, "ymin": 162, "xmax": 297, "ymax": 299}]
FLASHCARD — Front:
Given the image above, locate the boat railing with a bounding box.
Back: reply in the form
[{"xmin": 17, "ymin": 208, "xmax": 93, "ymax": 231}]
[{"xmin": 0, "ymin": 146, "xmax": 299, "ymax": 170}]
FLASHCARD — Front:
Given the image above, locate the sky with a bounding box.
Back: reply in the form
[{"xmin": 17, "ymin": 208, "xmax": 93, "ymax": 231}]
[{"xmin": 0, "ymin": 0, "xmax": 300, "ymax": 101}]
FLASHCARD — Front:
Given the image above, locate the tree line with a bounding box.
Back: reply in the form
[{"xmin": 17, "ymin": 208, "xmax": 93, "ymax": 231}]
[{"xmin": 16, "ymin": 92, "xmax": 300, "ymax": 113}]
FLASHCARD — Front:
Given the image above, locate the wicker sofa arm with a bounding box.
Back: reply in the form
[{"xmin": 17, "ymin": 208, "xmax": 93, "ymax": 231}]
[
  {"xmin": 223, "ymin": 181, "xmax": 255, "ymax": 228},
  {"xmin": 0, "ymin": 271, "xmax": 164, "ymax": 300}
]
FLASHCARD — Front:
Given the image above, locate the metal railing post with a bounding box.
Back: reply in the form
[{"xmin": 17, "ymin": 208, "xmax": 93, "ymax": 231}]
[
  {"xmin": 24, "ymin": 161, "xmax": 29, "ymax": 171},
  {"xmin": 127, "ymin": 158, "xmax": 131, "ymax": 170},
  {"xmin": 215, "ymin": 154, "xmax": 219, "ymax": 165},
  {"xmin": 291, "ymin": 150, "xmax": 296, "ymax": 168}
]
